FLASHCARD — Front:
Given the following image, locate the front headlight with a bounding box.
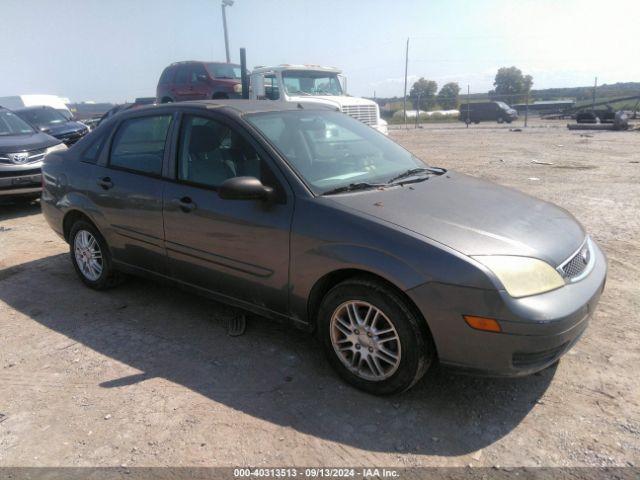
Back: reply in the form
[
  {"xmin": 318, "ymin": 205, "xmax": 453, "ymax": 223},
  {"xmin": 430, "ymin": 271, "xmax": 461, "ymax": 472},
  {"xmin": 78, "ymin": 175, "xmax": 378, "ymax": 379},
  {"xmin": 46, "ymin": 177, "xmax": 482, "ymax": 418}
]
[
  {"xmin": 233, "ymin": 83, "xmax": 242, "ymax": 94},
  {"xmin": 45, "ymin": 143, "xmax": 68, "ymax": 155},
  {"xmin": 473, "ymin": 256, "xmax": 565, "ymax": 298}
]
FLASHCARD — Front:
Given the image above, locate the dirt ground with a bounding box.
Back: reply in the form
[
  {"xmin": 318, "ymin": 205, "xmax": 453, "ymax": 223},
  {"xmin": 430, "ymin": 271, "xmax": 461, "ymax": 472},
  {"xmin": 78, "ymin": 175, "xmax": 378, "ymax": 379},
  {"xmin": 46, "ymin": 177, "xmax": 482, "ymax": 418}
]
[{"xmin": 0, "ymin": 119, "xmax": 638, "ymax": 468}]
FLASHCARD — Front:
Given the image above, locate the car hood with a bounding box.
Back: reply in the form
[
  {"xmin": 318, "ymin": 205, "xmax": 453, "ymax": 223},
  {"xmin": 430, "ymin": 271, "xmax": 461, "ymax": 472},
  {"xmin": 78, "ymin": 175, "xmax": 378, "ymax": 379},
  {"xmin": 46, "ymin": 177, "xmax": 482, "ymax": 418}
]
[
  {"xmin": 41, "ymin": 121, "xmax": 86, "ymax": 136},
  {"xmin": 328, "ymin": 171, "xmax": 585, "ymax": 266},
  {"xmin": 0, "ymin": 131, "xmax": 60, "ymax": 154}
]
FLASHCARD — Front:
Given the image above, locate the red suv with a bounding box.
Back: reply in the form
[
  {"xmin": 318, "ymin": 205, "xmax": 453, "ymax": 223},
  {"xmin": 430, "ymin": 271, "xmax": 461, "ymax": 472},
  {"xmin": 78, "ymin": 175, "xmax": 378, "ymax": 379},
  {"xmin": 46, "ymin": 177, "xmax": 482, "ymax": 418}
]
[{"xmin": 156, "ymin": 61, "xmax": 243, "ymax": 103}]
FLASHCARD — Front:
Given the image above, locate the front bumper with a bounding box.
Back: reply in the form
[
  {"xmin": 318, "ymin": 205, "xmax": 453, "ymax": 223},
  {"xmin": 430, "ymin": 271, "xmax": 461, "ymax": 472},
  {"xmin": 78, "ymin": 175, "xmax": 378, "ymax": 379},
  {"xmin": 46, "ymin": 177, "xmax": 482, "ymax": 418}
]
[
  {"xmin": 407, "ymin": 240, "xmax": 607, "ymax": 376},
  {"xmin": 0, "ymin": 169, "xmax": 42, "ymax": 196}
]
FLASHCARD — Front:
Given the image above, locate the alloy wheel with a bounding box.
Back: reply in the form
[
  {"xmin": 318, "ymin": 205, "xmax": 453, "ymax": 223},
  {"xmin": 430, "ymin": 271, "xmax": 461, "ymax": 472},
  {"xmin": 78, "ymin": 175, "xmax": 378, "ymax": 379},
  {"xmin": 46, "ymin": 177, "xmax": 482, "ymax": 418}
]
[
  {"xmin": 330, "ymin": 300, "xmax": 402, "ymax": 381},
  {"xmin": 74, "ymin": 230, "xmax": 103, "ymax": 281}
]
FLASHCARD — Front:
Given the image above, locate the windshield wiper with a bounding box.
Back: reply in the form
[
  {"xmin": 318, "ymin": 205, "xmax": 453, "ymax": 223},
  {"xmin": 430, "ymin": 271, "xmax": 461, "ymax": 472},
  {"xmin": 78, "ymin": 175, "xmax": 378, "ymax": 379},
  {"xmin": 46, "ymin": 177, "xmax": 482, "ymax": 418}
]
[
  {"xmin": 321, "ymin": 182, "xmax": 384, "ymax": 196},
  {"xmin": 386, "ymin": 167, "xmax": 432, "ymax": 184}
]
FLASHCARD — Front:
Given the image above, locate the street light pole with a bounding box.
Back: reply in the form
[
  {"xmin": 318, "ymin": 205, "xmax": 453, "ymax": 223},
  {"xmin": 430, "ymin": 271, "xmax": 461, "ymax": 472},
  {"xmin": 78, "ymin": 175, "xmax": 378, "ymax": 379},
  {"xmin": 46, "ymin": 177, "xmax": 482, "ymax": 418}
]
[{"xmin": 221, "ymin": 0, "xmax": 234, "ymax": 63}]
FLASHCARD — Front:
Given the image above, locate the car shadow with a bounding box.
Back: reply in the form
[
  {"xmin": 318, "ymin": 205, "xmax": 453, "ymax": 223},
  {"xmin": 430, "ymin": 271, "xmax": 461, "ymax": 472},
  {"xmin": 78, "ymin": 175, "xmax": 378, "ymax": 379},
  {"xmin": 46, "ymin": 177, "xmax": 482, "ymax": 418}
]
[
  {"xmin": 0, "ymin": 253, "xmax": 556, "ymax": 456},
  {"xmin": 0, "ymin": 197, "xmax": 41, "ymax": 221}
]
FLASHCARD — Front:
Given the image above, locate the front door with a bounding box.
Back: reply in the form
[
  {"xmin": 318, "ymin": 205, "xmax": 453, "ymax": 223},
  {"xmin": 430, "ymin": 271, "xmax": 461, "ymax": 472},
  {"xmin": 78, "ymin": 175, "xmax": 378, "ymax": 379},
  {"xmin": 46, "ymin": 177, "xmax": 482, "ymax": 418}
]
[
  {"xmin": 188, "ymin": 63, "xmax": 211, "ymax": 100},
  {"xmin": 162, "ymin": 113, "xmax": 293, "ymax": 314},
  {"xmin": 88, "ymin": 113, "xmax": 174, "ymax": 275}
]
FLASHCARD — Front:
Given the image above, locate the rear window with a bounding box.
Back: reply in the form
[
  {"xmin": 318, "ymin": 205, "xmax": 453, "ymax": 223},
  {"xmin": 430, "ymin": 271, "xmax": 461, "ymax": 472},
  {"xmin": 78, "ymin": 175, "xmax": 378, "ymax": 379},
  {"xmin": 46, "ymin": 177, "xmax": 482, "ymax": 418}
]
[{"xmin": 109, "ymin": 115, "xmax": 172, "ymax": 175}]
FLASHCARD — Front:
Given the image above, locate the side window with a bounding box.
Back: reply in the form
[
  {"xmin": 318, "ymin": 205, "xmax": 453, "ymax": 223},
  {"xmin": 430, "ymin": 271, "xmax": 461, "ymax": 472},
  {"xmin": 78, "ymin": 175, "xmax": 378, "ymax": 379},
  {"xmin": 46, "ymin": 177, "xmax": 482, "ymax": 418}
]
[
  {"xmin": 190, "ymin": 63, "xmax": 208, "ymax": 84},
  {"xmin": 175, "ymin": 65, "xmax": 189, "ymax": 85},
  {"xmin": 264, "ymin": 75, "xmax": 280, "ymax": 100},
  {"xmin": 177, "ymin": 115, "xmax": 264, "ymax": 188},
  {"xmin": 82, "ymin": 133, "xmax": 106, "ymax": 164},
  {"xmin": 110, "ymin": 115, "xmax": 172, "ymax": 175},
  {"xmin": 159, "ymin": 67, "xmax": 174, "ymax": 85}
]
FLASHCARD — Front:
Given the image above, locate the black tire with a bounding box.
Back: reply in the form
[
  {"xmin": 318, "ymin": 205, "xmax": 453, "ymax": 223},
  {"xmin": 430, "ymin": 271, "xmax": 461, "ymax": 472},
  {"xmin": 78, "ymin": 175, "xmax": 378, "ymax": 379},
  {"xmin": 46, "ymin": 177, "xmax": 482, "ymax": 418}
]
[
  {"xmin": 161, "ymin": 97, "xmax": 173, "ymax": 104},
  {"xmin": 497, "ymin": 117, "xmax": 504, "ymax": 124},
  {"xmin": 212, "ymin": 93, "xmax": 230, "ymax": 100},
  {"xmin": 318, "ymin": 277, "xmax": 433, "ymax": 395},
  {"xmin": 69, "ymin": 220, "xmax": 123, "ymax": 290}
]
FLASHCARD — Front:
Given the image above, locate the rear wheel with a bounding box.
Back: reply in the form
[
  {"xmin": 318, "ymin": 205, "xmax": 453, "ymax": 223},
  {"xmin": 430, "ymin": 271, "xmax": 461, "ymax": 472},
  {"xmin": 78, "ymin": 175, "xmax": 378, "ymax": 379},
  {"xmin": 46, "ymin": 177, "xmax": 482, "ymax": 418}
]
[
  {"xmin": 69, "ymin": 220, "xmax": 123, "ymax": 290},
  {"xmin": 318, "ymin": 277, "xmax": 433, "ymax": 395}
]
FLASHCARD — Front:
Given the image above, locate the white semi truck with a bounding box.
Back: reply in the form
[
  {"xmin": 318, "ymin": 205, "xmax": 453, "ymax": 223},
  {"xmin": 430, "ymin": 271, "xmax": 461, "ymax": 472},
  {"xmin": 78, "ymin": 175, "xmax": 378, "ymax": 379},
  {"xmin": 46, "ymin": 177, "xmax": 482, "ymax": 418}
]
[{"xmin": 249, "ymin": 64, "xmax": 387, "ymax": 134}]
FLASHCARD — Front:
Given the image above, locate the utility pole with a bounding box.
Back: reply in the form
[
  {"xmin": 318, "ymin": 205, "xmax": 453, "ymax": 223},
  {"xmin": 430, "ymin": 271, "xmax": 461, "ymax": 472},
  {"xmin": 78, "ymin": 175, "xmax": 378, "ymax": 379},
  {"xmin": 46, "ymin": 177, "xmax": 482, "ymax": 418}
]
[
  {"xmin": 524, "ymin": 88, "xmax": 530, "ymax": 128},
  {"xmin": 466, "ymin": 84, "xmax": 470, "ymax": 128},
  {"xmin": 402, "ymin": 37, "xmax": 409, "ymax": 129},
  {"xmin": 221, "ymin": 0, "xmax": 234, "ymax": 63}
]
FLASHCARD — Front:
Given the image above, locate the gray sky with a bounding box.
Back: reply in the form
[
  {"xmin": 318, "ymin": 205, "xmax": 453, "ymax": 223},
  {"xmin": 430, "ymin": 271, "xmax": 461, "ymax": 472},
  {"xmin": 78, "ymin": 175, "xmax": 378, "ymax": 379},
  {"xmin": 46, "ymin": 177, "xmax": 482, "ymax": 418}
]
[{"xmin": 1, "ymin": 0, "xmax": 638, "ymax": 103}]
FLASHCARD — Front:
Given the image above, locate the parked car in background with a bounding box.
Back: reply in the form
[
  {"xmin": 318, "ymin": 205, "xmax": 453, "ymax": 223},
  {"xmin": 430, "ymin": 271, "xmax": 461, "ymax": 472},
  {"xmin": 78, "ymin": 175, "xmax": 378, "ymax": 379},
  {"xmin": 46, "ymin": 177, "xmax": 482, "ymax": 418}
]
[
  {"xmin": 156, "ymin": 61, "xmax": 243, "ymax": 103},
  {"xmin": 458, "ymin": 101, "xmax": 518, "ymax": 124},
  {"xmin": 250, "ymin": 64, "xmax": 388, "ymax": 134},
  {"xmin": 0, "ymin": 107, "xmax": 66, "ymax": 199},
  {"xmin": 14, "ymin": 106, "xmax": 89, "ymax": 146},
  {"xmin": 0, "ymin": 94, "xmax": 74, "ymax": 121},
  {"xmin": 96, "ymin": 98, "xmax": 156, "ymax": 127},
  {"xmin": 41, "ymin": 100, "xmax": 605, "ymax": 395}
]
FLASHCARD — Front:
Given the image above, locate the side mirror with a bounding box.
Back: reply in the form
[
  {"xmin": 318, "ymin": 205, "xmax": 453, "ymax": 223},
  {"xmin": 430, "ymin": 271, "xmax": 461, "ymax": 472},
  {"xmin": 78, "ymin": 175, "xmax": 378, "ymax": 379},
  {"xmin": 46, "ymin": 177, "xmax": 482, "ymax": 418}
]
[{"xmin": 218, "ymin": 176, "xmax": 274, "ymax": 201}]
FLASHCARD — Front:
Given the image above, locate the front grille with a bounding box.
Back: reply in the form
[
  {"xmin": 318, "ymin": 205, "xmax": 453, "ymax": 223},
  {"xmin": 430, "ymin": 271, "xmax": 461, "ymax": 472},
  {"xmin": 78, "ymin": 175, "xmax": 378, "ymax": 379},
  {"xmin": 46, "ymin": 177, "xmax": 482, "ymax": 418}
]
[
  {"xmin": 0, "ymin": 167, "xmax": 41, "ymax": 178},
  {"xmin": 0, "ymin": 148, "xmax": 46, "ymax": 165},
  {"xmin": 341, "ymin": 104, "xmax": 377, "ymax": 126},
  {"xmin": 560, "ymin": 239, "xmax": 591, "ymax": 280}
]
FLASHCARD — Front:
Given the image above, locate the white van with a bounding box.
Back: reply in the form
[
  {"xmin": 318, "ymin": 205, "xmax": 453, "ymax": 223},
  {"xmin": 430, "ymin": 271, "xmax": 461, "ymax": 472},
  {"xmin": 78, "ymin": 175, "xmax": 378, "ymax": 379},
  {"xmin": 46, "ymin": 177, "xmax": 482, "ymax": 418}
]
[{"xmin": 0, "ymin": 95, "xmax": 73, "ymax": 120}]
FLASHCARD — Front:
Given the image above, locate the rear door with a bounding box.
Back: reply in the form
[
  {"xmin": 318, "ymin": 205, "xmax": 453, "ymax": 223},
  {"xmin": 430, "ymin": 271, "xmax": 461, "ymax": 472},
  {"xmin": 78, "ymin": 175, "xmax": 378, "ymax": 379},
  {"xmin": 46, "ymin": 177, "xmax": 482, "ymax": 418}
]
[
  {"xmin": 88, "ymin": 112, "xmax": 174, "ymax": 275},
  {"xmin": 162, "ymin": 112, "xmax": 293, "ymax": 314}
]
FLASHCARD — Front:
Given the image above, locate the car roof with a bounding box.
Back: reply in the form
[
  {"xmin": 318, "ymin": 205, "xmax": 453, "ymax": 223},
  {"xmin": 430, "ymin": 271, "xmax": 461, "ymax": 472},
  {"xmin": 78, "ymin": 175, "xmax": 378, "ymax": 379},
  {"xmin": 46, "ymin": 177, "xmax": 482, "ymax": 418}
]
[
  {"xmin": 121, "ymin": 100, "xmax": 338, "ymax": 118},
  {"xmin": 12, "ymin": 105, "xmax": 54, "ymax": 112},
  {"xmin": 167, "ymin": 60, "xmax": 241, "ymax": 68},
  {"xmin": 252, "ymin": 64, "xmax": 341, "ymax": 74}
]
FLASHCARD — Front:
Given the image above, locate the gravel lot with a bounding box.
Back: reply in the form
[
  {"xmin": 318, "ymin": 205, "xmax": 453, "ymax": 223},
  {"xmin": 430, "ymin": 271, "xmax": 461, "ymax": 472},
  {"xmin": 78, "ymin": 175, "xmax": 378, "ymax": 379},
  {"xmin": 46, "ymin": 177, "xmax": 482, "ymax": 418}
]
[{"xmin": 0, "ymin": 120, "xmax": 638, "ymax": 468}]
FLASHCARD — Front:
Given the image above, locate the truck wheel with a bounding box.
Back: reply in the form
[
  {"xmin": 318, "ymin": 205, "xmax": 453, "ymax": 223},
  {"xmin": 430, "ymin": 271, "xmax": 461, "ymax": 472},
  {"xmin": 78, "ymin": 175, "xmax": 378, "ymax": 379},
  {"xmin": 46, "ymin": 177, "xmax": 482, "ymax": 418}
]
[
  {"xmin": 497, "ymin": 117, "xmax": 504, "ymax": 124},
  {"xmin": 318, "ymin": 277, "xmax": 433, "ymax": 395}
]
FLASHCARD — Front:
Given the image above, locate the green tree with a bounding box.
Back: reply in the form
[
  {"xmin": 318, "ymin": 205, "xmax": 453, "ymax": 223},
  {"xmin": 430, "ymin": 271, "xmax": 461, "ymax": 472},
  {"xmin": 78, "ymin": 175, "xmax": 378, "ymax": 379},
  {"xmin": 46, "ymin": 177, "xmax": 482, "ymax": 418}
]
[
  {"xmin": 437, "ymin": 82, "xmax": 461, "ymax": 109},
  {"xmin": 409, "ymin": 78, "xmax": 438, "ymax": 111},
  {"xmin": 490, "ymin": 66, "xmax": 533, "ymax": 103}
]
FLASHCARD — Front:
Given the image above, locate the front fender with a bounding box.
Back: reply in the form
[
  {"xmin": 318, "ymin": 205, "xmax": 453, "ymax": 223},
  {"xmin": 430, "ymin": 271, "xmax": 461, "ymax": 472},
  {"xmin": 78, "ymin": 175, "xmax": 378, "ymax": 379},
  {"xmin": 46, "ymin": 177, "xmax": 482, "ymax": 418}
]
[{"xmin": 288, "ymin": 241, "xmax": 428, "ymax": 325}]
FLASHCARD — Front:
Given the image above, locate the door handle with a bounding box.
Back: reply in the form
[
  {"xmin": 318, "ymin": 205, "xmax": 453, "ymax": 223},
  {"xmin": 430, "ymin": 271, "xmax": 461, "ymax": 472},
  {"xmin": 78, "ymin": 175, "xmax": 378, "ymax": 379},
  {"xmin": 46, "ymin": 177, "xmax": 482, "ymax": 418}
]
[
  {"xmin": 97, "ymin": 177, "xmax": 113, "ymax": 190},
  {"xmin": 173, "ymin": 196, "xmax": 196, "ymax": 213}
]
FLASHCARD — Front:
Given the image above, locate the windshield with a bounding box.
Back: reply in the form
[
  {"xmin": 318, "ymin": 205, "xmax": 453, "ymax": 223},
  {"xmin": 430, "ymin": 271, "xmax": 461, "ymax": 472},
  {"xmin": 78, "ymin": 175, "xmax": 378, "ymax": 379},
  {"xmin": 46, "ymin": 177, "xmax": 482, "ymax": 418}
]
[
  {"xmin": 206, "ymin": 63, "xmax": 241, "ymax": 79},
  {"xmin": 496, "ymin": 101, "xmax": 510, "ymax": 110},
  {"xmin": 0, "ymin": 109, "xmax": 35, "ymax": 136},
  {"xmin": 282, "ymin": 70, "xmax": 343, "ymax": 96},
  {"xmin": 247, "ymin": 110, "xmax": 426, "ymax": 195},
  {"xmin": 17, "ymin": 107, "xmax": 67, "ymax": 128}
]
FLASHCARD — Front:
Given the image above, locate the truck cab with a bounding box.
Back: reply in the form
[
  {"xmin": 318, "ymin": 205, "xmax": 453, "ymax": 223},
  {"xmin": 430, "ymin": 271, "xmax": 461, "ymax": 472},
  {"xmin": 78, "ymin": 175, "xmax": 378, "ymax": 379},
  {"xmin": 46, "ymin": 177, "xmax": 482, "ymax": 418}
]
[{"xmin": 249, "ymin": 65, "xmax": 387, "ymax": 134}]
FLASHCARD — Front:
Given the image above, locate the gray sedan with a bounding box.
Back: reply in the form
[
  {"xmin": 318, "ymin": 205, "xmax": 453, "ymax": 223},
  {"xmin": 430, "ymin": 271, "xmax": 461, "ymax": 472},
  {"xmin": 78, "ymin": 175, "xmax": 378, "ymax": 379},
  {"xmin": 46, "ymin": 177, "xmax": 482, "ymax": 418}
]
[{"xmin": 41, "ymin": 100, "xmax": 606, "ymax": 395}]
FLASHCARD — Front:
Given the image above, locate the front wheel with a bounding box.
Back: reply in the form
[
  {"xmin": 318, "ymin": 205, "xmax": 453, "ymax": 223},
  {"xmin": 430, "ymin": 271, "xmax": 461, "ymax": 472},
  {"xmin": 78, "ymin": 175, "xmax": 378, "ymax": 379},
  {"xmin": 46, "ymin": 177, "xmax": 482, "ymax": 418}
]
[
  {"xmin": 69, "ymin": 220, "xmax": 123, "ymax": 290},
  {"xmin": 318, "ymin": 278, "xmax": 433, "ymax": 395},
  {"xmin": 497, "ymin": 117, "xmax": 504, "ymax": 124}
]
